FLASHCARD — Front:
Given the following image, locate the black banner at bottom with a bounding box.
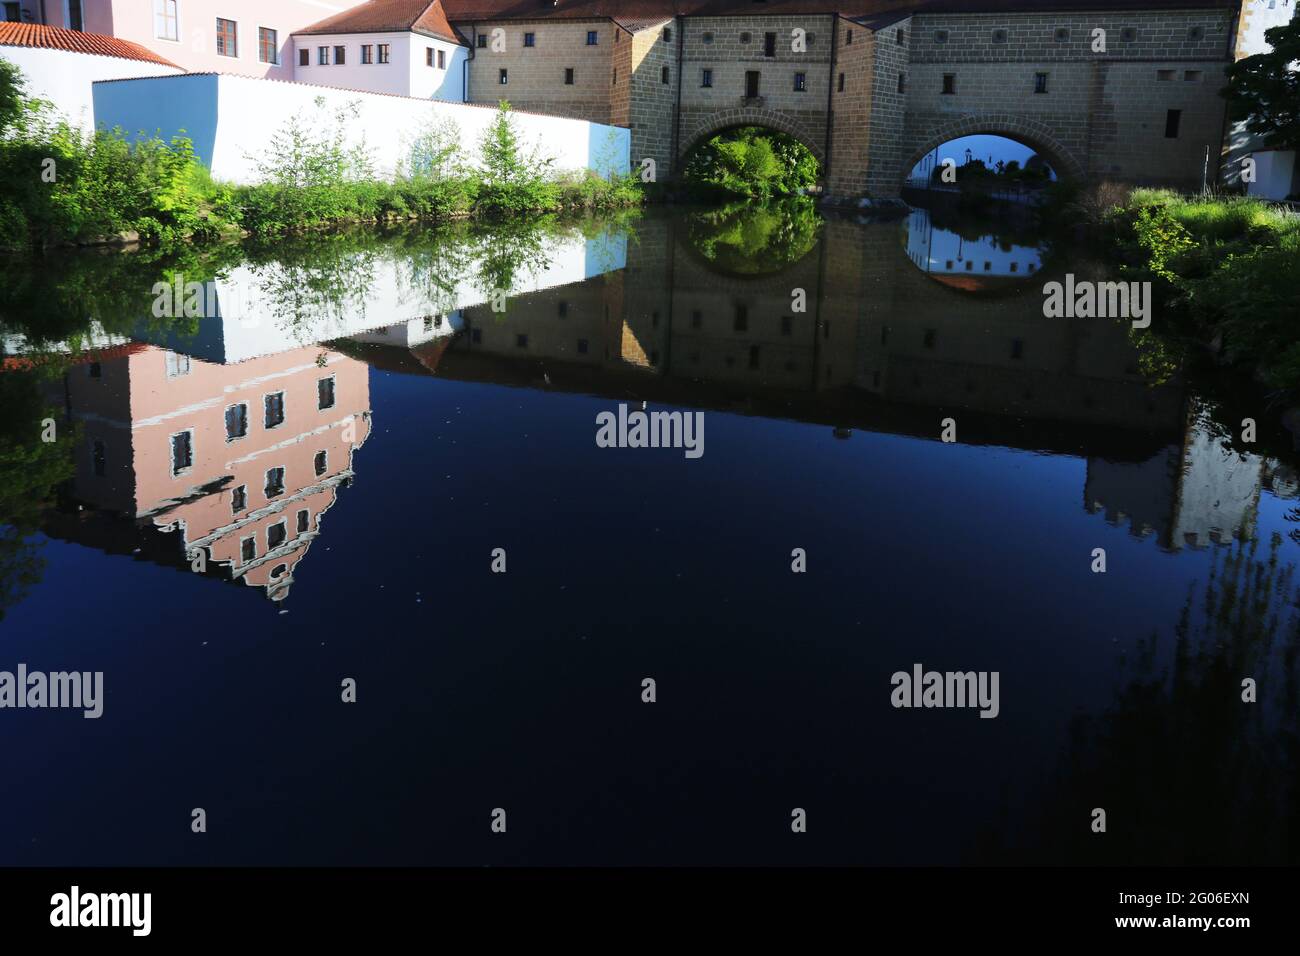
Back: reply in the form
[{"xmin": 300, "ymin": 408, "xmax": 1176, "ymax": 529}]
[{"xmin": 0, "ymin": 866, "xmax": 1283, "ymax": 941}]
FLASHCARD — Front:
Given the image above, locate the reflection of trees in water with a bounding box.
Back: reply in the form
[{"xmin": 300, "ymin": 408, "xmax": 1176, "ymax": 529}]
[
  {"xmin": 0, "ymin": 370, "xmax": 77, "ymax": 623},
  {"xmin": 242, "ymin": 233, "xmax": 382, "ymax": 332},
  {"xmin": 684, "ymin": 199, "xmax": 822, "ymax": 276},
  {"xmin": 984, "ymin": 535, "xmax": 1300, "ymax": 864}
]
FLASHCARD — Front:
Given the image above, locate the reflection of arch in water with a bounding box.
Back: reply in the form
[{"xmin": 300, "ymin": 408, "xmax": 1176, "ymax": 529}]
[
  {"xmin": 901, "ymin": 207, "xmax": 1045, "ymax": 293},
  {"xmin": 902, "ymin": 117, "xmax": 1081, "ymax": 186},
  {"xmin": 680, "ymin": 206, "xmax": 824, "ymax": 281}
]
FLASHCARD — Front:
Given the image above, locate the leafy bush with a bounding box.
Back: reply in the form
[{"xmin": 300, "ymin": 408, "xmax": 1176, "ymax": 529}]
[{"xmin": 682, "ymin": 126, "xmax": 820, "ymax": 201}]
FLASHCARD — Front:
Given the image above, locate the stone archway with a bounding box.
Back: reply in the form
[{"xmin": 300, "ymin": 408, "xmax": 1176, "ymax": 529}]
[
  {"xmin": 901, "ymin": 113, "xmax": 1086, "ymax": 185},
  {"xmin": 675, "ymin": 107, "xmax": 826, "ymax": 173}
]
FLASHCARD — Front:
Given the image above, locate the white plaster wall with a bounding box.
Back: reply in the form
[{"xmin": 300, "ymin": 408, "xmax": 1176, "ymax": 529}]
[
  {"xmin": 0, "ymin": 45, "xmax": 181, "ymax": 133},
  {"xmin": 292, "ymin": 30, "xmax": 413, "ymax": 96},
  {"xmin": 130, "ymin": 228, "xmax": 628, "ymax": 364},
  {"xmin": 1246, "ymin": 149, "xmax": 1297, "ymax": 199},
  {"xmin": 92, "ymin": 72, "xmax": 631, "ymax": 184}
]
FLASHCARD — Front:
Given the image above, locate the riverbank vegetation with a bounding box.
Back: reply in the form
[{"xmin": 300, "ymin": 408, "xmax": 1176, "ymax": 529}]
[
  {"xmin": 0, "ymin": 61, "xmax": 641, "ymax": 254},
  {"xmin": 1086, "ymin": 186, "xmax": 1300, "ymax": 388}
]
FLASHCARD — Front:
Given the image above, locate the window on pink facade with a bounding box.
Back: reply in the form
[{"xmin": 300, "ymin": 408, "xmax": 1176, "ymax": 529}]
[
  {"xmin": 216, "ymin": 18, "xmax": 238, "ymax": 57},
  {"xmin": 154, "ymin": 0, "xmax": 178, "ymax": 41}
]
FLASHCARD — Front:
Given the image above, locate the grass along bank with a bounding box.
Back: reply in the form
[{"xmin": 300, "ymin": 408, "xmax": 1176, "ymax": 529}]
[
  {"xmin": 0, "ymin": 61, "xmax": 642, "ymax": 254},
  {"xmin": 1075, "ymin": 185, "xmax": 1300, "ymax": 390}
]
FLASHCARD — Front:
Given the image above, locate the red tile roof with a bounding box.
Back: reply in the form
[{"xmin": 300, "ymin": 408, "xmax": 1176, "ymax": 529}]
[
  {"xmin": 294, "ymin": 0, "xmax": 466, "ymax": 44},
  {"xmin": 0, "ymin": 22, "xmax": 181, "ymax": 68}
]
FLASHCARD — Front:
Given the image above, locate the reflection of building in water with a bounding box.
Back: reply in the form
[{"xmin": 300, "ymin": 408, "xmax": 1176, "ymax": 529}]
[
  {"xmin": 904, "ymin": 207, "xmax": 1042, "ymax": 280},
  {"xmin": 44, "ymin": 344, "xmax": 370, "ymax": 601},
  {"xmin": 1085, "ymin": 411, "xmax": 1299, "ymax": 552}
]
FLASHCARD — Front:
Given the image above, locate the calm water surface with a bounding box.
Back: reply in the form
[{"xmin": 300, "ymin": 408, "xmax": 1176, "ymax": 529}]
[{"xmin": 1, "ymin": 204, "xmax": 1296, "ymax": 865}]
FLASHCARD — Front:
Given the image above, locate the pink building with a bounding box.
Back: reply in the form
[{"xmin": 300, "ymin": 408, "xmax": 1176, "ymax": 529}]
[
  {"xmin": 57, "ymin": 343, "xmax": 372, "ymax": 601},
  {"xmin": 12, "ymin": 0, "xmax": 355, "ymax": 79}
]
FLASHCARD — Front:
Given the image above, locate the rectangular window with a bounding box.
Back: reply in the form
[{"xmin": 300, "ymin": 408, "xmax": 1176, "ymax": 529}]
[
  {"xmin": 427, "ymin": 47, "xmax": 434, "ymax": 66},
  {"xmin": 500, "ymin": 68, "xmax": 508, "ymax": 84},
  {"xmin": 297, "ymin": 509, "xmax": 310, "ymax": 534},
  {"xmin": 734, "ymin": 304, "xmax": 748, "ymax": 332},
  {"xmin": 314, "ymin": 450, "xmax": 327, "ymax": 476},
  {"xmin": 586, "ymin": 31, "xmax": 598, "ymax": 45},
  {"xmin": 477, "ymin": 34, "xmax": 487, "ymax": 49},
  {"xmin": 318, "ymin": 46, "xmax": 328, "ymax": 65},
  {"xmin": 170, "ymin": 431, "xmax": 193, "ymax": 476},
  {"xmin": 793, "ymin": 72, "xmax": 806, "ymax": 92},
  {"xmin": 557, "ymin": 301, "xmax": 568, "ymax": 317},
  {"xmin": 942, "ymin": 73, "xmax": 956, "ymax": 94},
  {"xmin": 781, "ymin": 316, "xmax": 792, "ymax": 336},
  {"xmin": 565, "ymin": 67, "xmax": 574, "ymax": 84},
  {"xmin": 299, "ymin": 48, "xmax": 309, "ymax": 66},
  {"xmin": 701, "ymin": 68, "xmax": 712, "ymax": 88},
  {"xmin": 377, "ymin": 43, "xmax": 390, "ymax": 64},
  {"xmin": 1034, "ymin": 72, "xmax": 1048, "ymax": 94},
  {"xmin": 216, "ymin": 18, "xmax": 237, "ymax": 57},
  {"xmin": 897, "ymin": 72, "xmax": 905, "ymax": 94},
  {"xmin": 264, "ymin": 391, "xmax": 285, "ymax": 429},
  {"xmin": 577, "ymin": 338, "xmax": 589, "ymax": 354},
  {"xmin": 846, "ymin": 29, "xmax": 853, "ymax": 45},
  {"xmin": 67, "ymin": 0, "xmax": 83, "ymax": 31},
  {"xmin": 265, "ymin": 467, "xmax": 285, "ymax": 499},
  {"xmin": 437, "ymin": 49, "xmax": 446, "ymax": 69},
  {"xmin": 663, "ymin": 27, "xmax": 672, "ymax": 42},
  {"xmin": 240, "ymin": 536, "xmax": 256, "ymax": 564},
  {"xmin": 1165, "ymin": 109, "xmax": 1181, "ymax": 138},
  {"xmin": 516, "ymin": 334, "xmax": 528, "ymax": 349},
  {"xmin": 92, "ymin": 440, "xmax": 106, "ymax": 477},
  {"xmin": 225, "ymin": 403, "xmax": 248, "ymax": 441},
  {"xmin": 267, "ymin": 521, "xmax": 287, "ymax": 550},
  {"xmin": 232, "ymin": 485, "xmax": 247, "ymax": 513},
  {"xmin": 764, "ymin": 32, "xmax": 776, "ymax": 57},
  {"xmin": 361, "ymin": 44, "xmax": 373, "ymax": 64},
  {"xmin": 745, "ymin": 71, "xmax": 760, "ymax": 98},
  {"xmin": 1156, "ymin": 69, "xmax": 1175, "ymax": 81},
  {"xmin": 661, "ymin": 65, "xmax": 670, "ymax": 84},
  {"xmin": 164, "ymin": 351, "xmax": 190, "ymax": 378},
  {"xmin": 524, "ymin": 32, "xmax": 535, "ymax": 47},
  {"xmin": 1184, "ymin": 69, "xmax": 1202, "ymax": 81},
  {"xmin": 154, "ymin": 0, "xmax": 179, "ymax": 41},
  {"xmin": 259, "ymin": 27, "xmax": 278, "ymax": 64},
  {"xmin": 837, "ymin": 72, "xmax": 845, "ymax": 92},
  {"xmin": 88, "ymin": 362, "xmax": 101, "ymax": 378}
]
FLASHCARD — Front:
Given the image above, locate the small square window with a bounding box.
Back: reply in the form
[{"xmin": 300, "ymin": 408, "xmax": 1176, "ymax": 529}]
[
  {"xmin": 577, "ymin": 338, "xmax": 589, "ymax": 354},
  {"xmin": 992, "ymin": 29, "xmax": 1007, "ymax": 44},
  {"xmin": 586, "ymin": 30, "xmax": 598, "ymax": 45},
  {"xmin": 265, "ymin": 467, "xmax": 285, "ymax": 499},
  {"xmin": 1120, "ymin": 27, "xmax": 1137, "ymax": 43},
  {"xmin": 702, "ymin": 32, "xmax": 714, "ymax": 44},
  {"xmin": 1156, "ymin": 69, "xmax": 1176, "ymax": 81},
  {"xmin": 1184, "ymin": 69, "xmax": 1203, "ymax": 81},
  {"xmin": 1188, "ymin": 26, "xmax": 1204, "ymax": 41},
  {"xmin": 1054, "ymin": 28, "xmax": 1069, "ymax": 42},
  {"xmin": 334, "ymin": 45, "xmax": 345, "ymax": 65},
  {"xmin": 264, "ymin": 392, "xmax": 285, "ymax": 428},
  {"xmin": 524, "ymin": 32, "xmax": 535, "ymax": 47},
  {"xmin": 516, "ymin": 334, "xmax": 528, "ymax": 348},
  {"xmin": 170, "ymin": 431, "xmax": 193, "ymax": 476},
  {"xmin": 1034, "ymin": 72, "xmax": 1048, "ymax": 94},
  {"xmin": 477, "ymin": 34, "xmax": 487, "ymax": 49},
  {"xmin": 165, "ymin": 351, "xmax": 190, "ymax": 378},
  {"xmin": 226, "ymin": 403, "xmax": 248, "ymax": 441},
  {"xmin": 934, "ymin": 30, "xmax": 947, "ymax": 44}
]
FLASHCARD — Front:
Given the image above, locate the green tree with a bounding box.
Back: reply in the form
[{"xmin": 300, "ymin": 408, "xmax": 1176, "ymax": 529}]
[{"xmin": 1222, "ymin": 17, "xmax": 1300, "ymax": 149}]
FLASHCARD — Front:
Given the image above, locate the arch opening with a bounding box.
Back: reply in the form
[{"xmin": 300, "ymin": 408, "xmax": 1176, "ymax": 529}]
[
  {"xmin": 905, "ymin": 133, "xmax": 1063, "ymax": 203},
  {"xmin": 679, "ymin": 123, "xmax": 824, "ymax": 200}
]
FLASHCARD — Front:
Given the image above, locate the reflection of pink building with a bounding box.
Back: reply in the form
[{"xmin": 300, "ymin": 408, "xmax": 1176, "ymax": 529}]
[{"xmin": 61, "ymin": 343, "xmax": 370, "ymax": 601}]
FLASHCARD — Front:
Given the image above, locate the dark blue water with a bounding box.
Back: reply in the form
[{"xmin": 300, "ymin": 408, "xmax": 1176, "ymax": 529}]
[{"xmin": 2, "ymin": 206, "xmax": 1297, "ymax": 865}]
